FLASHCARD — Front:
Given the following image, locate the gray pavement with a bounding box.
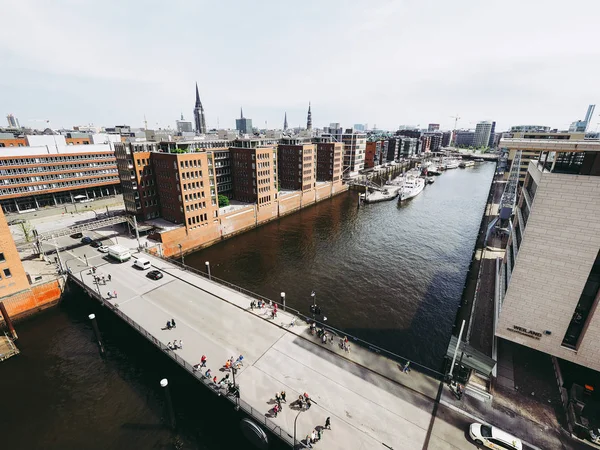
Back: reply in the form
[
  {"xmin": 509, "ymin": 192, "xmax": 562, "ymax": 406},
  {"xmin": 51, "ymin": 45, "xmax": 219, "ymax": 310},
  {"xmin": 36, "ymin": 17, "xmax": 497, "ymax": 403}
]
[{"xmin": 64, "ymin": 245, "xmax": 486, "ymax": 450}]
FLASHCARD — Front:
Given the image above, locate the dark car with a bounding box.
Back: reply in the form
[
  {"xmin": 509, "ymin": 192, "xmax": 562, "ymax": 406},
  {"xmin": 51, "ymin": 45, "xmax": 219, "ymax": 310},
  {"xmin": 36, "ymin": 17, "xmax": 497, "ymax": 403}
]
[
  {"xmin": 90, "ymin": 240, "xmax": 103, "ymax": 248},
  {"xmin": 70, "ymin": 232, "xmax": 83, "ymax": 239},
  {"xmin": 81, "ymin": 236, "xmax": 92, "ymax": 244},
  {"xmin": 146, "ymin": 270, "xmax": 163, "ymax": 280}
]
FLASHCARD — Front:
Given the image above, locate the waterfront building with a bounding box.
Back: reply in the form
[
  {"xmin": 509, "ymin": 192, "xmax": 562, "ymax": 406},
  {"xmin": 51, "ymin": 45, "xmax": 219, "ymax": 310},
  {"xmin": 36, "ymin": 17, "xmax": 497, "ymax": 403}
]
[
  {"xmin": 0, "ymin": 133, "xmax": 27, "ymax": 148},
  {"xmin": 6, "ymin": 114, "xmax": 20, "ymax": 129},
  {"xmin": 473, "ymin": 121, "xmax": 493, "ymax": 148},
  {"xmin": 341, "ymin": 131, "xmax": 366, "ymax": 176},
  {"xmin": 455, "ymin": 130, "xmax": 475, "ymax": 147},
  {"xmin": 420, "ymin": 135, "xmax": 431, "ymax": 153},
  {"xmin": 497, "ymin": 141, "xmax": 600, "ymax": 371},
  {"xmin": 441, "ymin": 131, "xmax": 453, "ymax": 148},
  {"xmin": 63, "ymin": 132, "xmax": 91, "ymax": 145},
  {"xmin": 364, "ymin": 141, "xmax": 378, "ymax": 169},
  {"xmin": 193, "ymin": 83, "xmax": 207, "ymax": 135},
  {"xmin": 236, "ymin": 108, "xmax": 253, "ymax": 135},
  {"xmin": 509, "ymin": 125, "xmax": 551, "ymax": 133},
  {"xmin": 423, "ymin": 133, "xmax": 442, "ymax": 152},
  {"xmin": 500, "ymin": 134, "xmax": 587, "ymax": 184},
  {"xmin": 210, "ymin": 148, "xmax": 232, "ymax": 197},
  {"xmin": 0, "ymin": 144, "xmax": 120, "ymax": 213},
  {"xmin": 387, "ymin": 138, "xmax": 400, "ymax": 161},
  {"xmin": 397, "ymin": 129, "xmax": 421, "ymax": 139},
  {"xmin": 428, "ymin": 123, "xmax": 440, "ymax": 132},
  {"xmin": 569, "ymin": 104, "xmax": 596, "ymax": 133},
  {"xmin": 230, "ymin": 144, "xmax": 277, "ymax": 204},
  {"xmin": 315, "ymin": 142, "xmax": 343, "ymax": 182},
  {"xmin": 278, "ymin": 138, "xmax": 315, "ymax": 191},
  {"xmin": 488, "ymin": 121, "xmax": 496, "ymax": 148},
  {"xmin": 399, "ymin": 137, "xmax": 418, "ymax": 158},
  {"xmin": 0, "ymin": 207, "xmax": 29, "ymax": 298}
]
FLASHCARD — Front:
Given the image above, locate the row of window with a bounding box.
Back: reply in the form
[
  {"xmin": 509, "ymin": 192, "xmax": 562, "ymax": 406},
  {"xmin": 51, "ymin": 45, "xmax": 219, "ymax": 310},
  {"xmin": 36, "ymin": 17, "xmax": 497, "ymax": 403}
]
[
  {"xmin": 184, "ymin": 191, "xmax": 206, "ymax": 202},
  {"xmin": 188, "ymin": 213, "xmax": 209, "ymax": 225},
  {"xmin": 180, "ymin": 159, "xmax": 203, "ymax": 169},
  {"xmin": 186, "ymin": 201, "xmax": 207, "ymax": 212},
  {"xmin": 258, "ymin": 195, "xmax": 272, "ymax": 204},
  {"xmin": 183, "ymin": 181, "xmax": 204, "ymax": 191},
  {"xmin": 0, "ymin": 268, "xmax": 12, "ymax": 279},
  {"xmin": 0, "ymin": 154, "xmax": 114, "ymax": 166},
  {"xmin": 0, "ymin": 161, "xmax": 115, "ymax": 176},
  {"xmin": 1, "ymin": 169, "xmax": 118, "ymax": 185},
  {"xmin": 181, "ymin": 170, "xmax": 203, "ymax": 180}
]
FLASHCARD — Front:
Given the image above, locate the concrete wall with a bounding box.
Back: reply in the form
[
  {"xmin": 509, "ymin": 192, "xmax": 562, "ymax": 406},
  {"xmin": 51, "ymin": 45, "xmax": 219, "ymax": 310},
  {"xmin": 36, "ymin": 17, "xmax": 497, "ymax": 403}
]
[
  {"xmin": 220, "ymin": 205, "xmax": 256, "ymax": 237},
  {"xmin": 497, "ymin": 165, "xmax": 600, "ymax": 371},
  {"xmin": 0, "ymin": 279, "xmax": 64, "ymax": 320},
  {"xmin": 278, "ymin": 192, "xmax": 301, "ymax": 216}
]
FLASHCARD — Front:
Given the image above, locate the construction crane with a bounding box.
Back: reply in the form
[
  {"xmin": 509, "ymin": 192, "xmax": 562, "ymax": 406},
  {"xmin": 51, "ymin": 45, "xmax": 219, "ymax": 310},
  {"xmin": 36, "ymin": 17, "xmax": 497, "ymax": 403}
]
[{"xmin": 449, "ymin": 114, "xmax": 460, "ymax": 146}]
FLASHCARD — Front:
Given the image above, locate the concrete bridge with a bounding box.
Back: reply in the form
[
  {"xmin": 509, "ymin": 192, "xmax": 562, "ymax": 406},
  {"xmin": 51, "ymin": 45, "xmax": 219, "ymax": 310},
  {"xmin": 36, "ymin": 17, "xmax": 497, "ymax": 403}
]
[{"xmin": 67, "ymin": 250, "xmax": 476, "ymax": 450}]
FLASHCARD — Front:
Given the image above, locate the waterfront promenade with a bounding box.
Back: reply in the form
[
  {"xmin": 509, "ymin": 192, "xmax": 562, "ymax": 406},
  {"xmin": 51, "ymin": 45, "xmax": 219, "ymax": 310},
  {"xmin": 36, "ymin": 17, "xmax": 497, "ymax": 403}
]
[{"xmin": 67, "ymin": 250, "xmax": 476, "ymax": 450}]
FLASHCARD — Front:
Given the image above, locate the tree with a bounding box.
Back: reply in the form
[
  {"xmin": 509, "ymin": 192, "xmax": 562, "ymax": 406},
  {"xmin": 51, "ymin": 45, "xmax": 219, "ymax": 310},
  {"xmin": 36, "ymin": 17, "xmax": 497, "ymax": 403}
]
[
  {"xmin": 218, "ymin": 195, "xmax": 230, "ymax": 207},
  {"xmin": 19, "ymin": 221, "xmax": 33, "ymax": 242}
]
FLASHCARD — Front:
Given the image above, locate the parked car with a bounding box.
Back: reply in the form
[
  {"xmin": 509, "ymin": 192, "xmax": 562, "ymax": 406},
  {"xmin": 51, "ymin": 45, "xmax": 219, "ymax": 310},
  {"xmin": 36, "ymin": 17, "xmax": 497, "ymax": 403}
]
[
  {"xmin": 81, "ymin": 236, "xmax": 92, "ymax": 244},
  {"xmin": 8, "ymin": 219, "xmax": 25, "ymax": 226},
  {"xmin": 90, "ymin": 240, "xmax": 103, "ymax": 248},
  {"xmin": 146, "ymin": 270, "xmax": 163, "ymax": 280},
  {"xmin": 70, "ymin": 232, "xmax": 83, "ymax": 239},
  {"xmin": 98, "ymin": 246, "xmax": 109, "ymax": 253},
  {"xmin": 469, "ymin": 423, "xmax": 522, "ymax": 450}
]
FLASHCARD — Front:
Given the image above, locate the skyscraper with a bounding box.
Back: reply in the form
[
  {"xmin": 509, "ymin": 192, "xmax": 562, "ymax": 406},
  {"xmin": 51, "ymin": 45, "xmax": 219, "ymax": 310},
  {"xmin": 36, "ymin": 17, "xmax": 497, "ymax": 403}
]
[
  {"xmin": 306, "ymin": 103, "xmax": 312, "ymax": 131},
  {"xmin": 488, "ymin": 121, "xmax": 496, "ymax": 148},
  {"xmin": 283, "ymin": 112, "xmax": 288, "ymax": 131},
  {"xmin": 569, "ymin": 104, "xmax": 596, "ymax": 132},
  {"xmin": 6, "ymin": 114, "xmax": 20, "ymax": 129},
  {"xmin": 473, "ymin": 121, "xmax": 493, "ymax": 148},
  {"xmin": 193, "ymin": 83, "xmax": 207, "ymax": 134}
]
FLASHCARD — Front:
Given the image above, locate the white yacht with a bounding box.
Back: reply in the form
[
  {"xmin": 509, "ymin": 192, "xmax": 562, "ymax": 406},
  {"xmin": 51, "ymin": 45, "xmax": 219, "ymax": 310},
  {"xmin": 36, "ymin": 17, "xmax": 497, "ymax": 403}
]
[
  {"xmin": 399, "ymin": 175, "xmax": 425, "ymax": 202},
  {"xmin": 444, "ymin": 158, "xmax": 460, "ymax": 169},
  {"xmin": 459, "ymin": 160, "xmax": 475, "ymax": 168}
]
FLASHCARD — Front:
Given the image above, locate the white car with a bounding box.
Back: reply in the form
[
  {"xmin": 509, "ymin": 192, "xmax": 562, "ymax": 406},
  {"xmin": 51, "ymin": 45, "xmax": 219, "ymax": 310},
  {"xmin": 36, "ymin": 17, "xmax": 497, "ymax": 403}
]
[
  {"xmin": 469, "ymin": 423, "xmax": 522, "ymax": 450},
  {"xmin": 98, "ymin": 245, "xmax": 109, "ymax": 253}
]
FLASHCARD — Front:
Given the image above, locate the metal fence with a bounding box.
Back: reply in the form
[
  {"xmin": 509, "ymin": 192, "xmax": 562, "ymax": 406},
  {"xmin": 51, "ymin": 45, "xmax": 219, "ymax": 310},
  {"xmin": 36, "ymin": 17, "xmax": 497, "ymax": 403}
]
[{"xmin": 141, "ymin": 249, "xmax": 445, "ymax": 379}]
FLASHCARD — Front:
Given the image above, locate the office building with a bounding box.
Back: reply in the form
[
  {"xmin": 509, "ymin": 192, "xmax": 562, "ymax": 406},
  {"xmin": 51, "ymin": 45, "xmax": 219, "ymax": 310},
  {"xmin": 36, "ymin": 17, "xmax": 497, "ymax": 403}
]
[
  {"xmin": 488, "ymin": 121, "xmax": 496, "ymax": 148},
  {"xmin": 420, "ymin": 135, "xmax": 431, "ymax": 153},
  {"xmin": 399, "ymin": 137, "xmax": 418, "ymax": 158},
  {"xmin": 365, "ymin": 141, "xmax": 378, "ymax": 169},
  {"xmin": 114, "ymin": 142, "xmax": 161, "ymax": 220},
  {"xmin": 428, "ymin": 124, "xmax": 440, "ymax": 132},
  {"xmin": 230, "ymin": 144, "xmax": 277, "ymax": 205},
  {"xmin": 236, "ymin": 108, "xmax": 253, "ymax": 135},
  {"xmin": 455, "ymin": 130, "xmax": 475, "ymax": 147},
  {"xmin": 341, "ymin": 131, "xmax": 366, "ymax": 176},
  {"xmin": 193, "ymin": 83, "xmax": 207, "ymax": 134},
  {"xmin": 0, "ymin": 133, "xmax": 27, "ymax": 148},
  {"xmin": 441, "ymin": 131, "xmax": 452, "ymax": 147},
  {"xmin": 569, "ymin": 104, "xmax": 596, "ymax": 133},
  {"xmin": 473, "ymin": 121, "xmax": 493, "ymax": 148},
  {"xmin": 509, "ymin": 125, "xmax": 551, "ymax": 133},
  {"xmin": 278, "ymin": 138, "xmax": 315, "ymax": 191},
  {"xmin": 315, "ymin": 142, "xmax": 343, "ymax": 182},
  {"xmin": 387, "ymin": 138, "xmax": 400, "ymax": 161},
  {"xmin": 176, "ymin": 114, "xmax": 193, "ymax": 133},
  {"xmin": 0, "ymin": 207, "xmax": 29, "ymax": 298},
  {"xmin": 397, "ymin": 129, "xmax": 421, "ymax": 139},
  {"xmin": 424, "ymin": 133, "xmax": 442, "ymax": 152},
  {"xmin": 0, "ymin": 143, "xmax": 120, "ymax": 213},
  {"xmin": 210, "ymin": 149, "xmax": 232, "ymax": 197},
  {"xmin": 6, "ymin": 114, "xmax": 20, "ymax": 129},
  {"xmin": 497, "ymin": 140, "xmax": 600, "ymax": 371},
  {"xmin": 353, "ymin": 124, "xmax": 366, "ymax": 132}
]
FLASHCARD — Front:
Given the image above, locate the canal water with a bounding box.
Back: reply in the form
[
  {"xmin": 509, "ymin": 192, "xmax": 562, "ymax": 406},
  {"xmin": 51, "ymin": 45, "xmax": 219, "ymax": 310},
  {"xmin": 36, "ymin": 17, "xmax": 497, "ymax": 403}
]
[
  {"xmin": 186, "ymin": 162, "xmax": 496, "ymax": 372},
  {"xmin": 0, "ymin": 162, "xmax": 494, "ymax": 450}
]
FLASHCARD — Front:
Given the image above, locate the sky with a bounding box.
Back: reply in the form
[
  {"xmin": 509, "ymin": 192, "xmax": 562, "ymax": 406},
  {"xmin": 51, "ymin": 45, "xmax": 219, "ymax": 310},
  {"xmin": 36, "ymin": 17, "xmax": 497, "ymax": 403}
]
[{"xmin": 1, "ymin": 0, "xmax": 599, "ymax": 133}]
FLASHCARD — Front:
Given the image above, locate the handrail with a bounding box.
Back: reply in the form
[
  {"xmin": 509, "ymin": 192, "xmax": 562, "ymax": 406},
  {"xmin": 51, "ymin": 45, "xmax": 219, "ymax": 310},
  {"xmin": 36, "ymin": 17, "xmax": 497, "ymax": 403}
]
[{"xmin": 141, "ymin": 249, "xmax": 445, "ymax": 378}]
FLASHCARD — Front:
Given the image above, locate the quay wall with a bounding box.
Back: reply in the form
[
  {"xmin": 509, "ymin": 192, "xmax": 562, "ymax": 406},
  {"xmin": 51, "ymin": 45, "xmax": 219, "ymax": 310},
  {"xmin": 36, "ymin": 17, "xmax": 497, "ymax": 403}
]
[
  {"xmin": 0, "ymin": 278, "xmax": 64, "ymax": 323},
  {"xmin": 156, "ymin": 181, "xmax": 348, "ymax": 257}
]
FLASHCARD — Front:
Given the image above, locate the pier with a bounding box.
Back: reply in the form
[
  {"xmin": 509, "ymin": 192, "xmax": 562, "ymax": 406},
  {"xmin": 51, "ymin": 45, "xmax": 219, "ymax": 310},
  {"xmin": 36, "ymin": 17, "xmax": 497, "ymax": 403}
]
[{"xmin": 67, "ymin": 251, "xmax": 455, "ymax": 450}]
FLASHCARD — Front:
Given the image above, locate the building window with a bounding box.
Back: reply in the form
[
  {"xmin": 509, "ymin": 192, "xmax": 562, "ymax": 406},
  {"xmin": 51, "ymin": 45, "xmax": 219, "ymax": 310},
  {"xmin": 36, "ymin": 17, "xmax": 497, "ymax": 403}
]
[
  {"xmin": 3, "ymin": 268, "xmax": 11, "ymax": 278},
  {"xmin": 562, "ymin": 250, "xmax": 600, "ymax": 350},
  {"xmin": 0, "ymin": 252, "xmax": 4, "ymax": 262}
]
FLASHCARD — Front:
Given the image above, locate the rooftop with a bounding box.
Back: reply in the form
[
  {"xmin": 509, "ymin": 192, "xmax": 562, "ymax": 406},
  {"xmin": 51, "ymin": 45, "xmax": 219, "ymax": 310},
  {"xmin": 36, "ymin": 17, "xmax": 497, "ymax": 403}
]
[{"xmin": 0, "ymin": 143, "xmax": 114, "ymax": 158}]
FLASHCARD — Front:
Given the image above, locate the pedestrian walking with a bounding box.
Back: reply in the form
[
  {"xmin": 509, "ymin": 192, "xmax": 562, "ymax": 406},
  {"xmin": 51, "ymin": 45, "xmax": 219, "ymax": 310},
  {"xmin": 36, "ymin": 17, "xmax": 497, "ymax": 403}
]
[
  {"xmin": 108, "ymin": 274, "xmax": 111, "ymax": 282},
  {"xmin": 235, "ymin": 355, "xmax": 244, "ymax": 367},
  {"xmin": 317, "ymin": 428, "xmax": 322, "ymax": 441},
  {"xmin": 273, "ymin": 404, "xmax": 279, "ymax": 417},
  {"xmin": 92, "ymin": 266, "xmax": 96, "ymax": 274},
  {"xmin": 305, "ymin": 435, "xmax": 313, "ymax": 448},
  {"xmin": 322, "ymin": 332, "xmax": 327, "ymax": 344},
  {"xmin": 171, "ymin": 318, "xmax": 176, "ymax": 328},
  {"xmin": 330, "ymin": 334, "xmax": 334, "ymax": 345},
  {"xmin": 403, "ymin": 361, "xmax": 411, "ymax": 373},
  {"xmin": 166, "ymin": 320, "xmax": 172, "ymax": 330},
  {"xmin": 275, "ymin": 392, "xmax": 282, "ymax": 407},
  {"xmin": 345, "ymin": 342, "xmax": 351, "ymax": 353},
  {"xmin": 178, "ymin": 339, "xmax": 183, "ymax": 349},
  {"xmin": 311, "ymin": 430, "xmax": 317, "ymax": 443},
  {"xmin": 201, "ymin": 355, "xmax": 207, "ymax": 367},
  {"xmin": 306, "ymin": 398, "xmax": 312, "ymax": 410},
  {"xmin": 113, "ymin": 290, "xmax": 117, "ymax": 298},
  {"xmin": 325, "ymin": 416, "xmax": 331, "ymax": 429},
  {"xmin": 167, "ymin": 341, "xmax": 175, "ymax": 350},
  {"xmin": 224, "ymin": 359, "xmax": 232, "ymax": 371},
  {"xmin": 101, "ymin": 275, "xmax": 105, "ymax": 284},
  {"xmin": 205, "ymin": 368, "xmax": 211, "ymax": 379},
  {"xmin": 280, "ymin": 391, "xmax": 286, "ymax": 403},
  {"xmin": 213, "ymin": 376, "xmax": 218, "ymax": 385}
]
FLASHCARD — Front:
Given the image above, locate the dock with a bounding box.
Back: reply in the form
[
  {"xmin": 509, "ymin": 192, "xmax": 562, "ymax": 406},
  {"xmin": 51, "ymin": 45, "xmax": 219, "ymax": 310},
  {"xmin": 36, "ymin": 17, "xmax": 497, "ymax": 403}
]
[
  {"xmin": 0, "ymin": 334, "xmax": 19, "ymax": 362},
  {"xmin": 68, "ymin": 251, "xmax": 447, "ymax": 450}
]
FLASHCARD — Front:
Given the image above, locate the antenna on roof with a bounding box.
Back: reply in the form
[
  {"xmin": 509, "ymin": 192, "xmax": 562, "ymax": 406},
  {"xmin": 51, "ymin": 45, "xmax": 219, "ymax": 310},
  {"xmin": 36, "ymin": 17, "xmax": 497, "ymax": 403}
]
[{"xmin": 144, "ymin": 115, "xmax": 148, "ymax": 130}]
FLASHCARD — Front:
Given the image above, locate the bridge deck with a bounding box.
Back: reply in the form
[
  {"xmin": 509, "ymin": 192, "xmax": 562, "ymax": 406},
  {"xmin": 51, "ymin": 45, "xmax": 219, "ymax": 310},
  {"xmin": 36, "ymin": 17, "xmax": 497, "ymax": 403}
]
[{"xmin": 71, "ymin": 252, "xmax": 443, "ymax": 450}]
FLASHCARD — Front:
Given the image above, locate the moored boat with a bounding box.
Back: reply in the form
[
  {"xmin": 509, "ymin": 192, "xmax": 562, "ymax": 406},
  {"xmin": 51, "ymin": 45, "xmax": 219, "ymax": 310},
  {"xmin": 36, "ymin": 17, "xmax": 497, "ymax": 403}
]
[{"xmin": 399, "ymin": 175, "xmax": 425, "ymax": 201}]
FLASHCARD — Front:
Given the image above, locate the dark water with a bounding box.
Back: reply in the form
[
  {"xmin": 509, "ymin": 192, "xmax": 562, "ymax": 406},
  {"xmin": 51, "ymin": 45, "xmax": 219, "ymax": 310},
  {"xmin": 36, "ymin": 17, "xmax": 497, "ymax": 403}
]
[
  {"xmin": 187, "ymin": 163, "xmax": 496, "ymax": 371},
  {"xmin": 0, "ymin": 293, "xmax": 287, "ymax": 450},
  {"xmin": 0, "ymin": 163, "xmax": 493, "ymax": 450}
]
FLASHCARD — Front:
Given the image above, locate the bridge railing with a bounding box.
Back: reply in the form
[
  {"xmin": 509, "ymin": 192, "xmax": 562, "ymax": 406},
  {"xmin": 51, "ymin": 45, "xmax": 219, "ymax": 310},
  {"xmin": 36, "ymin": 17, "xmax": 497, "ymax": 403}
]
[{"xmin": 142, "ymin": 250, "xmax": 445, "ymax": 380}]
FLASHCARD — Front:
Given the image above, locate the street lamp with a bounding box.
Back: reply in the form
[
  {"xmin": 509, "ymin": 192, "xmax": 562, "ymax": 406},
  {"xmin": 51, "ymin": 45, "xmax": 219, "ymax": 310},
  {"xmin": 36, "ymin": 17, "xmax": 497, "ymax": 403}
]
[
  {"xmin": 293, "ymin": 409, "xmax": 305, "ymax": 448},
  {"xmin": 205, "ymin": 261, "xmax": 211, "ymax": 280},
  {"xmin": 178, "ymin": 244, "xmax": 184, "ymax": 266}
]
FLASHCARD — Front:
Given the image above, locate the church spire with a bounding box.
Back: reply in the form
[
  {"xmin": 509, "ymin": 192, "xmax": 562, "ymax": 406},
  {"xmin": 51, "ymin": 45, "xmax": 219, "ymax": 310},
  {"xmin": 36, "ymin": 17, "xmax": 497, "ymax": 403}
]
[
  {"xmin": 193, "ymin": 82, "xmax": 206, "ymax": 134},
  {"xmin": 284, "ymin": 112, "xmax": 288, "ymax": 131},
  {"xmin": 306, "ymin": 102, "xmax": 312, "ymax": 131},
  {"xmin": 240, "ymin": 107, "xmax": 244, "ymax": 119}
]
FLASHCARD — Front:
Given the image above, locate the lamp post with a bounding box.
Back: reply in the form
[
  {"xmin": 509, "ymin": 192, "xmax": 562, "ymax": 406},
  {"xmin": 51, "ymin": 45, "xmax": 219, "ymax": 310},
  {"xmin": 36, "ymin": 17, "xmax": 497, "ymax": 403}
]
[
  {"xmin": 205, "ymin": 261, "xmax": 211, "ymax": 280},
  {"xmin": 178, "ymin": 244, "xmax": 184, "ymax": 267},
  {"xmin": 293, "ymin": 409, "xmax": 305, "ymax": 448},
  {"xmin": 448, "ymin": 319, "xmax": 465, "ymax": 382},
  {"xmin": 281, "ymin": 292, "xmax": 286, "ymax": 312}
]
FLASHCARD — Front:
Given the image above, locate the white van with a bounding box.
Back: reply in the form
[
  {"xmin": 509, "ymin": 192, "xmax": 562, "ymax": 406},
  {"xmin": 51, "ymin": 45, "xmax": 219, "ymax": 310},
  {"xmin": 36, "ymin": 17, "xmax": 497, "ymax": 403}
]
[
  {"xmin": 469, "ymin": 423, "xmax": 522, "ymax": 450},
  {"xmin": 108, "ymin": 245, "xmax": 131, "ymax": 262},
  {"xmin": 133, "ymin": 258, "xmax": 151, "ymax": 270}
]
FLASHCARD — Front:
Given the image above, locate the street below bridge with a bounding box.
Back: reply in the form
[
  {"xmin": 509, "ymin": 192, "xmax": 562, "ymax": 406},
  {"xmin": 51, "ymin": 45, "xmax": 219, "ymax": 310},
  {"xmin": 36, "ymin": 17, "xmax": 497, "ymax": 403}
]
[{"xmin": 65, "ymin": 246, "xmax": 493, "ymax": 450}]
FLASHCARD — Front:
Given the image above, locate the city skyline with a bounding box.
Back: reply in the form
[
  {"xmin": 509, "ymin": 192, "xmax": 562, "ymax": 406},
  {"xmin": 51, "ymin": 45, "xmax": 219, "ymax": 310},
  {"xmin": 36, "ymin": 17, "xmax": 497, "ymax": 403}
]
[{"xmin": 1, "ymin": 0, "xmax": 599, "ymax": 132}]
